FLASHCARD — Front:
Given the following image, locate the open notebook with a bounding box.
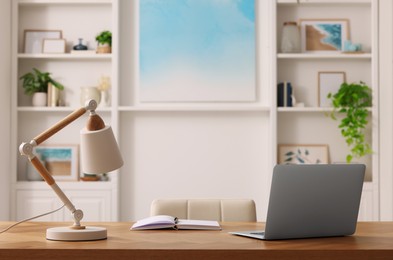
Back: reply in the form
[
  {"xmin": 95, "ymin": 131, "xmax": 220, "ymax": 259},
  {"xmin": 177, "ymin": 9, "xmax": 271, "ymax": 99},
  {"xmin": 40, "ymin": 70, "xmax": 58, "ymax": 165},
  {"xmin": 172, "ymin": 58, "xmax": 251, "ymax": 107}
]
[{"xmin": 131, "ymin": 215, "xmax": 221, "ymax": 230}]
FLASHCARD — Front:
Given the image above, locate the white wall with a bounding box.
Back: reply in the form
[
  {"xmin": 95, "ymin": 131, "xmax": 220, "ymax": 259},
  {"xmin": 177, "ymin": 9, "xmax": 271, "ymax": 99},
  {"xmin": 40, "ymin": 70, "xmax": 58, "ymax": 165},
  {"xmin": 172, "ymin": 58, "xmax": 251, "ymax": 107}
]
[
  {"xmin": 379, "ymin": 0, "xmax": 393, "ymax": 220},
  {"xmin": 0, "ymin": 0, "xmax": 11, "ymax": 220},
  {"xmin": 118, "ymin": 0, "xmax": 272, "ymax": 221}
]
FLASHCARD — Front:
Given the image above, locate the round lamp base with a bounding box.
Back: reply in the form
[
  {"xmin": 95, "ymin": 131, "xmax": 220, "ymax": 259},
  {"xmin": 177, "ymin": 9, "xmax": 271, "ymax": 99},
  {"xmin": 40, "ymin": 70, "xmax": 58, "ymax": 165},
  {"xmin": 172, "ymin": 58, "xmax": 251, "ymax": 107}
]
[{"xmin": 46, "ymin": 226, "xmax": 107, "ymax": 241}]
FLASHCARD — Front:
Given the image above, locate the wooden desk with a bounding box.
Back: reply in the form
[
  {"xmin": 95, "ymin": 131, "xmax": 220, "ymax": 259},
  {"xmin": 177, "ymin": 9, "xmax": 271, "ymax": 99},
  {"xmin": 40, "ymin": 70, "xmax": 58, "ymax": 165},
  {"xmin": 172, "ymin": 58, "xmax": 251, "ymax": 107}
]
[{"xmin": 0, "ymin": 221, "xmax": 392, "ymax": 260}]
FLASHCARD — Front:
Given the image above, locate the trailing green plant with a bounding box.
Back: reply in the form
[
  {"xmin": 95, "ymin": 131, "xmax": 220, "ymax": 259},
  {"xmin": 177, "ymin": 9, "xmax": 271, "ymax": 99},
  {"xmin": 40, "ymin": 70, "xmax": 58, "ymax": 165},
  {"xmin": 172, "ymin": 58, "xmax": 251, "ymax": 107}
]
[
  {"xmin": 20, "ymin": 68, "xmax": 64, "ymax": 96},
  {"xmin": 95, "ymin": 30, "xmax": 112, "ymax": 46},
  {"xmin": 327, "ymin": 81, "xmax": 372, "ymax": 163}
]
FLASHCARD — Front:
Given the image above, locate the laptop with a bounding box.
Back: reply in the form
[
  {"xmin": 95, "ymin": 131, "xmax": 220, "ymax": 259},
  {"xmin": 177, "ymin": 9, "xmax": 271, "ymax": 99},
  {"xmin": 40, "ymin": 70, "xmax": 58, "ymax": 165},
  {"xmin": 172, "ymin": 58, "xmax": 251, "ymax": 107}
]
[{"xmin": 230, "ymin": 164, "xmax": 365, "ymax": 240}]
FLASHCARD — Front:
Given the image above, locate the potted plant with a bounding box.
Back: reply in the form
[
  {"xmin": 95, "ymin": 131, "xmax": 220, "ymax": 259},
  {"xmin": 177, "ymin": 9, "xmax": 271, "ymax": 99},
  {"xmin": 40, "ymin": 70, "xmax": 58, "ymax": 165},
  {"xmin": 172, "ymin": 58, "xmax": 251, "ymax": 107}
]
[
  {"xmin": 95, "ymin": 30, "xmax": 112, "ymax": 53},
  {"xmin": 20, "ymin": 68, "xmax": 64, "ymax": 106},
  {"xmin": 327, "ymin": 81, "xmax": 372, "ymax": 163}
]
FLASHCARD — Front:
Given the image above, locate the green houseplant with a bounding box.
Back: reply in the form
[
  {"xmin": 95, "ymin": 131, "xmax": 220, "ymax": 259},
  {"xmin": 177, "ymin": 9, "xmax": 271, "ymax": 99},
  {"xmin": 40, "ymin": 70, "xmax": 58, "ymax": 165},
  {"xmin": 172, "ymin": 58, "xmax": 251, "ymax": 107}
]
[
  {"xmin": 20, "ymin": 68, "xmax": 64, "ymax": 95},
  {"xmin": 95, "ymin": 30, "xmax": 112, "ymax": 53},
  {"xmin": 327, "ymin": 81, "xmax": 372, "ymax": 163},
  {"xmin": 20, "ymin": 68, "xmax": 64, "ymax": 106}
]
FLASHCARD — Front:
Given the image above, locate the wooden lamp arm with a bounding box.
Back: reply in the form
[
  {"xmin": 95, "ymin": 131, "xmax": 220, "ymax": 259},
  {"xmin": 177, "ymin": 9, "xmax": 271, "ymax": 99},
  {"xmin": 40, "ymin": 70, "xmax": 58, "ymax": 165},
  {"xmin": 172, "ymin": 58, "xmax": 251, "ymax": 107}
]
[{"xmin": 18, "ymin": 99, "xmax": 102, "ymax": 228}]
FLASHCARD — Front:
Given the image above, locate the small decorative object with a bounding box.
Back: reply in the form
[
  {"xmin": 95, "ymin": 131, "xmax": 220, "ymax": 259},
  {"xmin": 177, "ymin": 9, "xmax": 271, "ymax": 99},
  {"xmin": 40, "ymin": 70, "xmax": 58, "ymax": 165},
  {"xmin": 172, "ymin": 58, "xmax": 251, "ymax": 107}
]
[
  {"xmin": 281, "ymin": 21, "xmax": 300, "ymax": 53},
  {"xmin": 343, "ymin": 40, "xmax": 362, "ymax": 53},
  {"xmin": 20, "ymin": 68, "xmax": 64, "ymax": 106},
  {"xmin": 277, "ymin": 81, "xmax": 293, "ymax": 107},
  {"xmin": 95, "ymin": 30, "xmax": 112, "ymax": 53},
  {"xmin": 327, "ymin": 81, "xmax": 372, "ymax": 163},
  {"xmin": 100, "ymin": 173, "xmax": 109, "ymax": 181},
  {"xmin": 318, "ymin": 71, "xmax": 346, "ymax": 107},
  {"xmin": 80, "ymin": 86, "xmax": 101, "ymax": 106},
  {"xmin": 97, "ymin": 76, "xmax": 111, "ymax": 107},
  {"xmin": 81, "ymin": 173, "xmax": 100, "ymax": 182},
  {"xmin": 291, "ymin": 92, "xmax": 305, "ymax": 107},
  {"xmin": 278, "ymin": 144, "xmax": 329, "ymax": 164},
  {"xmin": 73, "ymin": 38, "xmax": 88, "ymax": 51},
  {"xmin": 299, "ymin": 19, "xmax": 349, "ymax": 53}
]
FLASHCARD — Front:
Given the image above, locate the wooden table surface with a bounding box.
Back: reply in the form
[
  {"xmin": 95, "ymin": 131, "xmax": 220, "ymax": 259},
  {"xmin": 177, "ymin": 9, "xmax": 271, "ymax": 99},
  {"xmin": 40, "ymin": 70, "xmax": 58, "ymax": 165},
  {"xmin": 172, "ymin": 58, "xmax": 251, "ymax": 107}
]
[{"xmin": 0, "ymin": 221, "xmax": 392, "ymax": 260}]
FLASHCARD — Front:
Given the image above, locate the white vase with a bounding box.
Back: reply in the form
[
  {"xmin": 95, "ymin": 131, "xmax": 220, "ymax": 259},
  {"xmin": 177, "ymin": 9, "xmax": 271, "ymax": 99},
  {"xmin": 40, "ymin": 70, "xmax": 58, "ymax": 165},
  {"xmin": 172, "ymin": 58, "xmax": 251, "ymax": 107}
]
[
  {"xmin": 80, "ymin": 87, "xmax": 101, "ymax": 106},
  {"xmin": 32, "ymin": 92, "xmax": 47, "ymax": 107},
  {"xmin": 99, "ymin": 90, "xmax": 111, "ymax": 107},
  {"xmin": 281, "ymin": 21, "xmax": 301, "ymax": 53}
]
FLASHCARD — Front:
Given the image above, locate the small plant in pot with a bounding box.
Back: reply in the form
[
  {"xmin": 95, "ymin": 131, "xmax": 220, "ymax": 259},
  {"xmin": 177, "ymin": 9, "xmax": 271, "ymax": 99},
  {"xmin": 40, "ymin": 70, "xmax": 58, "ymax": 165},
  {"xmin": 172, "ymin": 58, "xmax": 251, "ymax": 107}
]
[
  {"xmin": 20, "ymin": 68, "xmax": 64, "ymax": 106},
  {"xmin": 327, "ymin": 81, "xmax": 372, "ymax": 163},
  {"xmin": 95, "ymin": 30, "xmax": 112, "ymax": 53}
]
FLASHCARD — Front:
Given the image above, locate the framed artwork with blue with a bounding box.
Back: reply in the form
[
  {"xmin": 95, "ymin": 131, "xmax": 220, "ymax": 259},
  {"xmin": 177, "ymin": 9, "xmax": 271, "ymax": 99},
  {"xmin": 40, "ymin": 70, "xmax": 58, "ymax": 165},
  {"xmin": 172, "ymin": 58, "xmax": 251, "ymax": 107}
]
[
  {"xmin": 299, "ymin": 19, "xmax": 349, "ymax": 53},
  {"xmin": 139, "ymin": 0, "xmax": 256, "ymax": 102},
  {"xmin": 34, "ymin": 145, "xmax": 79, "ymax": 181}
]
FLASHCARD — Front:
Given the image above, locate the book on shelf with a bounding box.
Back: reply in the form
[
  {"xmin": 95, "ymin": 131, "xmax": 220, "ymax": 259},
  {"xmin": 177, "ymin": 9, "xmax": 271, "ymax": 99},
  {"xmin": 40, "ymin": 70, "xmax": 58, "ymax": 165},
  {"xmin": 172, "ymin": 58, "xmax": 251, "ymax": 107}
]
[
  {"xmin": 47, "ymin": 82, "xmax": 60, "ymax": 107},
  {"xmin": 130, "ymin": 215, "xmax": 221, "ymax": 231},
  {"xmin": 277, "ymin": 81, "xmax": 293, "ymax": 107}
]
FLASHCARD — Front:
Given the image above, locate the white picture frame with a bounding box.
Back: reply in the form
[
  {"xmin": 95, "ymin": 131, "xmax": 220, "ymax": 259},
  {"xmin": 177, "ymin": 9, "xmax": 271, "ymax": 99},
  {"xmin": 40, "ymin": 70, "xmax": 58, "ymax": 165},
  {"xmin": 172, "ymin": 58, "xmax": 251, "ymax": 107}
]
[
  {"xmin": 43, "ymin": 39, "xmax": 66, "ymax": 54},
  {"xmin": 318, "ymin": 71, "xmax": 346, "ymax": 107},
  {"xmin": 278, "ymin": 144, "xmax": 329, "ymax": 164},
  {"xmin": 34, "ymin": 145, "xmax": 79, "ymax": 181},
  {"xmin": 24, "ymin": 30, "xmax": 62, "ymax": 54},
  {"xmin": 299, "ymin": 19, "xmax": 349, "ymax": 53}
]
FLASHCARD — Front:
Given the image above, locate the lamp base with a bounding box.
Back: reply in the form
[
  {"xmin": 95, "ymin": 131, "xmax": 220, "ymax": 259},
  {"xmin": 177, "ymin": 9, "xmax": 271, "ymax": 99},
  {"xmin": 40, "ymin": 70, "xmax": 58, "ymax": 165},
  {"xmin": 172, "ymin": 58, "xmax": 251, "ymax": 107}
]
[{"xmin": 46, "ymin": 226, "xmax": 107, "ymax": 241}]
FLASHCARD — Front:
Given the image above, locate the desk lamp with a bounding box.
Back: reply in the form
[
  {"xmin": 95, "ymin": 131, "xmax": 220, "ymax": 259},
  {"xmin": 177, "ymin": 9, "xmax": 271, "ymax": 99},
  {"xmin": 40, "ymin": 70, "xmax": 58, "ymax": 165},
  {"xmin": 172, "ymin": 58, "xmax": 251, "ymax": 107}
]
[{"xmin": 19, "ymin": 99, "xmax": 123, "ymax": 241}]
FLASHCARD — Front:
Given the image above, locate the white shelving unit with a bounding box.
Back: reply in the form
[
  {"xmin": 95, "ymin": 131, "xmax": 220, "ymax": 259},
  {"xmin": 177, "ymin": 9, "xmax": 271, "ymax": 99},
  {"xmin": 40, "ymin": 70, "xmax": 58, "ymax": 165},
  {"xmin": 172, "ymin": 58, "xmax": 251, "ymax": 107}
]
[
  {"xmin": 275, "ymin": 0, "xmax": 379, "ymax": 221},
  {"xmin": 10, "ymin": 0, "xmax": 119, "ymax": 221},
  {"xmin": 8, "ymin": 0, "xmax": 380, "ymax": 222}
]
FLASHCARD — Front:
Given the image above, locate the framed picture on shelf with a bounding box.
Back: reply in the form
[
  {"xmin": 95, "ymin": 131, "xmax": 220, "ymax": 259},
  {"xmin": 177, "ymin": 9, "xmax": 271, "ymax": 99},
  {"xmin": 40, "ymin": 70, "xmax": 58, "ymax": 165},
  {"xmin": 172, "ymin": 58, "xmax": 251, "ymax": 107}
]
[
  {"xmin": 318, "ymin": 71, "xmax": 346, "ymax": 107},
  {"xmin": 278, "ymin": 144, "xmax": 329, "ymax": 164},
  {"xmin": 299, "ymin": 19, "xmax": 349, "ymax": 53},
  {"xmin": 23, "ymin": 30, "xmax": 62, "ymax": 54},
  {"xmin": 34, "ymin": 145, "xmax": 79, "ymax": 181},
  {"xmin": 42, "ymin": 39, "xmax": 66, "ymax": 54}
]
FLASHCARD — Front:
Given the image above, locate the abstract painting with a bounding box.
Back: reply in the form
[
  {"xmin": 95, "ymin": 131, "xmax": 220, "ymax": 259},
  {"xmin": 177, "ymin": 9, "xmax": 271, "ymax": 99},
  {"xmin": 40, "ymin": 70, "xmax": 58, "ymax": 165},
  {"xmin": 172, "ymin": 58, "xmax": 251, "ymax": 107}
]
[
  {"xmin": 139, "ymin": 0, "xmax": 256, "ymax": 102},
  {"xmin": 299, "ymin": 19, "xmax": 349, "ymax": 53}
]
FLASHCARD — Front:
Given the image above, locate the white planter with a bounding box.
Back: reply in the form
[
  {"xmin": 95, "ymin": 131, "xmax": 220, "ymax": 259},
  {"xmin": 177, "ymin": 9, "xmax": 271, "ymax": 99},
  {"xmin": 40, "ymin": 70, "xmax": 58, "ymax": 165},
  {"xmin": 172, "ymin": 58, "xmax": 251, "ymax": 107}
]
[{"xmin": 32, "ymin": 92, "xmax": 47, "ymax": 107}]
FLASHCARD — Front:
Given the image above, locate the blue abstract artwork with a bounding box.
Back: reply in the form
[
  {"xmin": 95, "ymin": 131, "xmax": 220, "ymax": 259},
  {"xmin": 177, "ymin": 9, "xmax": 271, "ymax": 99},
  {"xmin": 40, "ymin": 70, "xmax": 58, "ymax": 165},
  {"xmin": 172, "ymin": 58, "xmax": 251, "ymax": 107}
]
[{"xmin": 139, "ymin": 0, "xmax": 256, "ymax": 102}]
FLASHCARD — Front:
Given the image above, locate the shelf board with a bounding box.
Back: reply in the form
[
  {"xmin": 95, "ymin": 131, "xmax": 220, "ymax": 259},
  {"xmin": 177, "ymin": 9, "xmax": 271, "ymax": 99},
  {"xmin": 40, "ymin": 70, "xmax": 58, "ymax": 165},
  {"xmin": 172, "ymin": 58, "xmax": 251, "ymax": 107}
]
[
  {"xmin": 278, "ymin": 107, "xmax": 372, "ymax": 112},
  {"xmin": 297, "ymin": 0, "xmax": 371, "ymax": 4},
  {"xmin": 18, "ymin": 0, "xmax": 112, "ymax": 5},
  {"xmin": 17, "ymin": 106, "xmax": 112, "ymax": 112},
  {"xmin": 277, "ymin": 53, "xmax": 372, "ymax": 59},
  {"xmin": 14, "ymin": 181, "xmax": 114, "ymax": 190},
  {"xmin": 119, "ymin": 105, "xmax": 270, "ymax": 112},
  {"xmin": 17, "ymin": 53, "xmax": 112, "ymax": 60},
  {"xmin": 277, "ymin": 0, "xmax": 371, "ymax": 4}
]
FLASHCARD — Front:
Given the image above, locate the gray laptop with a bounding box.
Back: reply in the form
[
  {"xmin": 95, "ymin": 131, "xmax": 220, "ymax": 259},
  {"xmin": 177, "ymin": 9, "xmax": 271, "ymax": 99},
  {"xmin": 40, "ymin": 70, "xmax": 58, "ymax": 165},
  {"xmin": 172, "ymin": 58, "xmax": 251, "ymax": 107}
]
[{"xmin": 230, "ymin": 164, "xmax": 365, "ymax": 240}]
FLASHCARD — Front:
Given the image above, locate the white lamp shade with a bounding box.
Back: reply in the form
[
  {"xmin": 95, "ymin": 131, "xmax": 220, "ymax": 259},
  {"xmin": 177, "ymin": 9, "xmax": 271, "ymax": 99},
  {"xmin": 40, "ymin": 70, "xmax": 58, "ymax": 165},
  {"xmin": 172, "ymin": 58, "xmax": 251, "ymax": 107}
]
[{"xmin": 80, "ymin": 126, "xmax": 123, "ymax": 174}]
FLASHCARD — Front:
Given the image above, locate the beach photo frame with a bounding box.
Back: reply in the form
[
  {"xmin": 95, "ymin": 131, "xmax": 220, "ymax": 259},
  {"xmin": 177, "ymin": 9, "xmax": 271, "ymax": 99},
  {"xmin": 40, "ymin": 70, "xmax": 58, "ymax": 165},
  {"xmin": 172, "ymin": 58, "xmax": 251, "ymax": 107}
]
[
  {"xmin": 299, "ymin": 19, "xmax": 349, "ymax": 53},
  {"xmin": 34, "ymin": 145, "xmax": 79, "ymax": 181}
]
